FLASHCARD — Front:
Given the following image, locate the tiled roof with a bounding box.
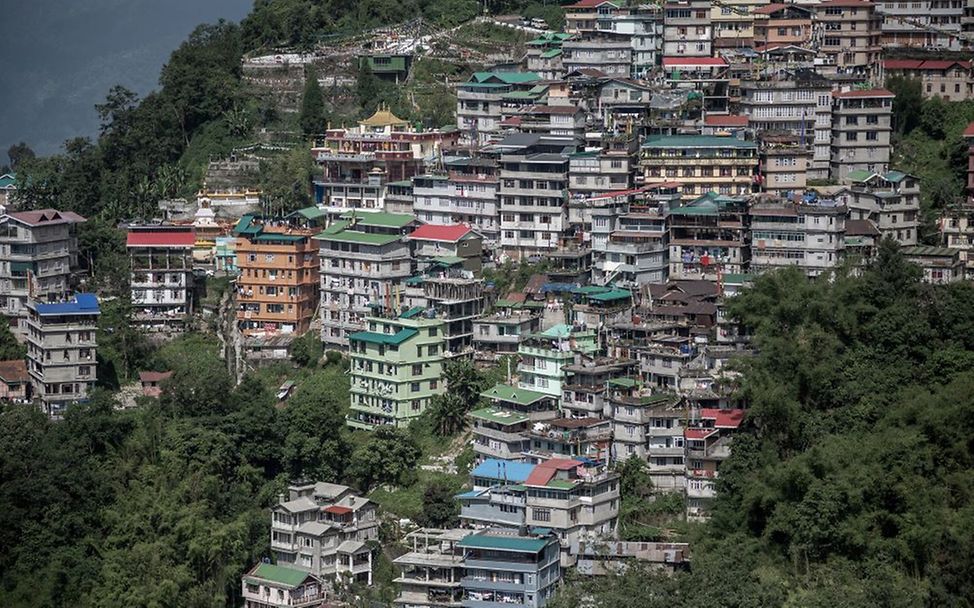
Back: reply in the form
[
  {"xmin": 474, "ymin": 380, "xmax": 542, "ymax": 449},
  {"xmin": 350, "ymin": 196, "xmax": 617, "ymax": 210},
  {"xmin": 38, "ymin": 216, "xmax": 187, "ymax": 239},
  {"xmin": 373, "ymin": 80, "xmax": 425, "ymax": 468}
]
[
  {"xmin": 0, "ymin": 360, "xmax": 28, "ymax": 384},
  {"xmin": 407, "ymin": 223, "xmax": 473, "ymax": 242}
]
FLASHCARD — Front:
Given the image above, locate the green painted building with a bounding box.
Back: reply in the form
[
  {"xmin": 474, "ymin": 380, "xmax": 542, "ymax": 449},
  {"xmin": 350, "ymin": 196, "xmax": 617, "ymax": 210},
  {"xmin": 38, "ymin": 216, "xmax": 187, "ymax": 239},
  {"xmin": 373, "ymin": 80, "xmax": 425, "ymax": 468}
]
[
  {"xmin": 347, "ymin": 314, "xmax": 446, "ymax": 430},
  {"xmin": 517, "ymin": 324, "xmax": 598, "ymax": 399}
]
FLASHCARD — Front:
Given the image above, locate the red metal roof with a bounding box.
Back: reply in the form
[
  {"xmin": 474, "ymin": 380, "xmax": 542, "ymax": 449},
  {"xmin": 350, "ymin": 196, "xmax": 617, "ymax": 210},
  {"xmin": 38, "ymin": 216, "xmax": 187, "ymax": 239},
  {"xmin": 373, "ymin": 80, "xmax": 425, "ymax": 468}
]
[
  {"xmin": 700, "ymin": 408, "xmax": 745, "ymax": 429},
  {"xmin": 885, "ymin": 59, "xmax": 971, "ymax": 70},
  {"xmin": 524, "ymin": 457, "xmax": 583, "ymax": 486},
  {"xmin": 662, "ymin": 57, "xmax": 728, "ymax": 67},
  {"xmin": 127, "ymin": 230, "xmax": 196, "ymax": 247},
  {"xmin": 705, "ymin": 115, "xmax": 749, "ymax": 127},
  {"xmin": 139, "ymin": 371, "xmax": 173, "ymax": 383},
  {"xmin": 832, "ymin": 88, "xmax": 894, "ymax": 98},
  {"xmin": 324, "ymin": 505, "xmax": 353, "ymax": 515},
  {"xmin": 884, "ymin": 59, "xmax": 924, "ymax": 70},
  {"xmin": 407, "ymin": 223, "xmax": 473, "ymax": 242},
  {"xmin": 684, "ymin": 428, "xmax": 717, "ymax": 440},
  {"xmin": 963, "ymin": 121, "xmax": 974, "ymax": 138}
]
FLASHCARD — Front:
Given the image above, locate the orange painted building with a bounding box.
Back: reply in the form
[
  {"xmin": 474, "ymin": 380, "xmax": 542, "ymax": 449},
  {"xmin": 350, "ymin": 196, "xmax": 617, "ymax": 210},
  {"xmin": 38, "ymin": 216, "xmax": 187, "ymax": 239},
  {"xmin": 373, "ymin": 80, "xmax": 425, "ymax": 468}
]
[{"xmin": 234, "ymin": 215, "xmax": 320, "ymax": 336}]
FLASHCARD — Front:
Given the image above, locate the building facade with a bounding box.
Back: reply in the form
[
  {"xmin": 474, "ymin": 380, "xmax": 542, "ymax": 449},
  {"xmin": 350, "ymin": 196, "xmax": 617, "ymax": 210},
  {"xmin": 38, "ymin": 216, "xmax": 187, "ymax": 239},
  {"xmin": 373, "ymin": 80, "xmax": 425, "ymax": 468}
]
[{"xmin": 127, "ymin": 226, "xmax": 196, "ymax": 334}]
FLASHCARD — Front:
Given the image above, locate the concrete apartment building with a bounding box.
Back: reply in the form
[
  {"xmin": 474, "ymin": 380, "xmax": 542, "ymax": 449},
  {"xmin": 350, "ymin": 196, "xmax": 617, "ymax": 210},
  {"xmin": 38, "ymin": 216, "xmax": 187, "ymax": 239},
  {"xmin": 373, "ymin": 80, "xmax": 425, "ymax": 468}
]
[
  {"xmin": 594, "ymin": 207, "xmax": 670, "ymax": 287},
  {"xmin": 458, "ymin": 529, "xmax": 562, "ymax": 608},
  {"xmin": 472, "ymin": 309, "xmax": 541, "ymax": 360},
  {"xmin": 0, "ymin": 359, "xmax": 30, "ymax": 403},
  {"xmin": 813, "ymin": 0, "xmax": 882, "ymax": 78},
  {"xmin": 126, "ymin": 226, "xmax": 195, "ymax": 334},
  {"xmin": 901, "ymin": 245, "xmax": 966, "ymax": 283},
  {"xmin": 830, "ymin": 89, "xmax": 894, "ymax": 183},
  {"xmin": 0, "ymin": 209, "xmax": 85, "ymax": 336},
  {"xmin": 877, "ymin": 0, "xmax": 964, "ymax": 49},
  {"xmin": 456, "ymin": 72, "xmax": 545, "ymax": 145},
  {"xmin": 269, "ymin": 481, "xmax": 378, "ymax": 585},
  {"xmin": 821, "ymin": 170, "xmax": 921, "ymax": 245},
  {"xmin": 347, "ymin": 314, "xmax": 446, "ymax": 429},
  {"xmin": 667, "ymin": 193, "xmax": 750, "ymax": 280},
  {"xmin": 711, "ymin": 0, "xmax": 764, "ymax": 49},
  {"xmin": 641, "ymin": 135, "xmax": 758, "ymax": 200},
  {"xmin": 562, "ymin": 35, "xmax": 633, "ymax": 79},
  {"xmin": 402, "ymin": 267, "xmax": 486, "ymax": 356},
  {"xmin": 317, "ymin": 212, "xmax": 420, "ymax": 349},
  {"xmin": 458, "ymin": 459, "xmax": 620, "ymax": 567},
  {"xmin": 563, "ymin": 0, "xmax": 663, "ymax": 77},
  {"xmin": 412, "ymin": 157, "xmax": 500, "ymax": 247},
  {"xmin": 884, "ymin": 59, "xmax": 974, "ymax": 101},
  {"xmin": 749, "ymin": 199, "xmax": 847, "ymax": 277},
  {"xmin": 494, "ymin": 134, "xmax": 578, "ymax": 261},
  {"xmin": 685, "ymin": 408, "xmax": 744, "ymax": 520},
  {"xmin": 759, "ymin": 136, "xmax": 812, "ymax": 195},
  {"xmin": 25, "ymin": 293, "xmax": 99, "ymax": 417},
  {"xmin": 610, "ymin": 387, "xmax": 686, "ymax": 490},
  {"xmin": 662, "ymin": 0, "xmax": 713, "ymax": 57},
  {"xmin": 561, "ymin": 357, "xmax": 635, "ymax": 419},
  {"xmin": 739, "ymin": 70, "xmax": 833, "ymax": 180},
  {"xmin": 241, "ymin": 563, "xmax": 326, "ymax": 608},
  {"xmin": 469, "ymin": 406, "xmax": 535, "ymax": 461},
  {"xmin": 394, "ymin": 528, "xmax": 467, "ymax": 608},
  {"xmin": 518, "ymin": 324, "xmax": 598, "ymax": 399},
  {"xmin": 234, "ymin": 215, "xmax": 320, "ymax": 337},
  {"xmin": 753, "ymin": 3, "xmax": 814, "ymax": 48}
]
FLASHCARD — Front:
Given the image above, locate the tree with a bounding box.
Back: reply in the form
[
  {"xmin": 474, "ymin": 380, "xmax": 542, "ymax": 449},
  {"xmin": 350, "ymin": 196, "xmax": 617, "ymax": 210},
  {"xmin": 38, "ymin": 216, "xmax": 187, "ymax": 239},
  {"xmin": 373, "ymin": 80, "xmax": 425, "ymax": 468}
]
[
  {"xmin": 260, "ymin": 147, "xmax": 315, "ymax": 215},
  {"xmin": 6, "ymin": 142, "xmax": 35, "ymax": 171},
  {"xmin": 355, "ymin": 60, "xmax": 381, "ymax": 117},
  {"xmin": 418, "ymin": 479, "xmax": 460, "ymax": 528},
  {"xmin": 300, "ymin": 66, "xmax": 326, "ymax": 135},
  {"xmin": 290, "ymin": 330, "xmax": 323, "ymax": 367},
  {"xmin": 0, "ymin": 317, "xmax": 25, "ymax": 361},
  {"xmin": 887, "ymin": 76, "xmax": 923, "ymax": 136},
  {"xmin": 426, "ymin": 359, "xmax": 489, "ymax": 436},
  {"xmin": 348, "ymin": 426, "xmax": 420, "ymax": 491}
]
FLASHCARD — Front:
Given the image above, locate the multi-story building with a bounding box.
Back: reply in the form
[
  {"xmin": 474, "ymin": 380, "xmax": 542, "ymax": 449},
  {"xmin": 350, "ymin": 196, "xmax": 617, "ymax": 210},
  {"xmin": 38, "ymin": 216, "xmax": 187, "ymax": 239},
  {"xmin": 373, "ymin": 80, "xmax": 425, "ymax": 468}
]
[
  {"xmin": 312, "ymin": 107, "xmax": 458, "ymax": 203},
  {"xmin": 759, "ymin": 136, "xmax": 812, "ymax": 195},
  {"xmin": 609, "ymin": 385, "xmax": 685, "ymax": 489},
  {"xmin": 347, "ymin": 314, "xmax": 446, "ymax": 429},
  {"xmin": 413, "ymin": 158, "xmax": 500, "ymax": 247},
  {"xmin": 561, "ymin": 357, "xmax": 635, "ymax": 419},
  {"xmin": 826, "ymin": 170, "xmax": 920, "ymax": 245},
  {"xmin": 883, "ymin": 59, "xmax": 974, "ymax": 101},
  {"xmin": 127, "ymin": 226, "xmax": 195, "ymax": 334},
  {"xmin": 662, "ymin": 0, "xmax": 713, "ymax": 57},
  {"xmin": 877, "ymin": 0, "xmax": 965, "ymax": 49},
  {"xmin": 241, "ymin": 563, "xmax": 325, "ymax": 608},
  {"xmin": 562, "ymin": 35, "xmax": 633, "ymax": 78},
  {"xmin": 469, "ymin": 405, "xmax": 534, "ymax": 461},
  {"xmin": 0, "ymin": 209, "xmax": 85, "ymax": 336},
  {"xmin": 394, "ymin": 528, "xmax": 467, "ymax": 608},
  {"xmin": 472, "ymin": 309, "xmax": 541, "ymax": 360},
  {"xmin": 518, "ymin": 324, "xmax": 598, "ymax": 398},
  {"xmin": 495, "ymin": 134, "xmax": 578, "ymax": 261},
  {"xmin": 641, "ymin": 135, "xmax": 758, "ymax": 200},
  {"xmin": 234, "ymin": 215, "xmax": 319, "ymax": 337},
  {"xmin": 814, "ymin": 0, "xmax": 882, "ymax": 78},
  {"xmin": 711, "ymin": 0, "xmax": 764, "ymax": 49},
  {"xmin": 0, "ymin": 359, "xmax": 30, "ymax": 402},
  {"xmin": 269, "ymin": 481, "xmax": 378, "ymax": 585},
  {"xmin": 458, "ymin": 529, "xmax": 562, "ymax": 608},
  {"xmin": 661, "ymin": 56, "xmax": 731, "ymax": 114},
  {"xmin": 318, "ymin": 212, "xmax": 419, "ymax": 349},
  {"xmin": 901, "ymin": 245, "xmax": 966, "ymax": 283},
  {"xmin": 0, "ymin": 173, "xmax": 16, "ymax": 209},
  {"xmin": 749, "ymin": 198, "xmax": 847, "ymax": 277},
  {"xmin": 456, "ymin": 72, "xmax": 545, "ymax": 145},
  {"xmin": 25, "ymin": 293, "xmax": 99, "ymax": 417},
  {"xmin": 753, "ymin": 3, "xmax": 814, "ymax": 48},
  {"xmin": 563, "ymin": 0, "xmax": 663, "ymax": 76},
  {"xmin": 667, "ymin": 193, "xmax": 750, "ymax": 280},
  {"xmin": 740, "ymin": 70, "xmax": 833, "ymax": 180},
  {"xmin": 458, "ymin": 460, "xmax": 619, "ymax": 567},
  {"xmin": 525, "ymin": 32, "xmax": 572, "ymax": 81},
  {"xmin": 594, "ymin": 206, "xmax": 670, "ymax": 287},
  {"xmin": 684, "ymin": 408, "xmax": 744, "ymax": 520},
  {"xmin": 402, "ymin": 267, "xmax": 486, "ymax": 356},
  {"xmin": 830, "ymin": 89, "xmax": 894, "ymax": 183}
]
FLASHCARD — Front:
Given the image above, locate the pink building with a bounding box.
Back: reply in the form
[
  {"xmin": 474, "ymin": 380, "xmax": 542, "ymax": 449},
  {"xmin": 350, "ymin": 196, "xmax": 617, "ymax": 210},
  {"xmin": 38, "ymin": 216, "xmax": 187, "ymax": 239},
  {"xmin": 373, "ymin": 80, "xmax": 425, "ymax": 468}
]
[{"xmin": 0, "ymin": 360, "xmax": 29, "ymax": 402}]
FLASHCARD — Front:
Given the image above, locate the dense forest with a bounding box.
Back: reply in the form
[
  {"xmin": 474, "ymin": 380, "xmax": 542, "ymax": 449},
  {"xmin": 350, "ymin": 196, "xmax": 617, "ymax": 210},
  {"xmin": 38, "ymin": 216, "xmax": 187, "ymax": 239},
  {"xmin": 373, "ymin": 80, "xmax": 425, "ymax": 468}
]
[{"xmin": 552, "ymin": 242, "xmax": 974, "ymax": 607}]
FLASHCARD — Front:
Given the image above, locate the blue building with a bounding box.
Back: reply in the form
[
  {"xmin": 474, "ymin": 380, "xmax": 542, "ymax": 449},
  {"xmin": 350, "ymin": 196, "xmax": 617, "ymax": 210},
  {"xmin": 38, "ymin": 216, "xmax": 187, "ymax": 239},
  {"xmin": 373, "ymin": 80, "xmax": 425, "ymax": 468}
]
[
  {"xmin": 458, "ymin": 529, "xmax": 561, "ymax": 608},
  {"xmin": 26, "ymin": 293, "xmax": 100, "ymax": 417}
]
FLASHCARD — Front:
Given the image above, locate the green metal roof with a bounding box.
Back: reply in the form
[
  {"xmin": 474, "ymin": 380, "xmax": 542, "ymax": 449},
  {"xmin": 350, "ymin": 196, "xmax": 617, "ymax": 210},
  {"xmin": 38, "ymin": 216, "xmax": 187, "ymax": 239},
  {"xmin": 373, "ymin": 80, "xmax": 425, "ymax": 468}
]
[
  {"xmin": 254, "ymin": 233, "xmax": 306, "ymax": 243},
  {"xmin": 340, "ymin": 211, "xmax": 416, "ymax": 228},
  {"xmin": 642, "ymin": 135, "xmax": 757, "ymax": 149},
  {"xmin": 321, "ymin": 220, "xmax": 351, "ymax": 235},
  {"xmin": 0, "ymin": 173, "xmax": 15, "ymax": 188},
  {"xmin": 469, "ymin": 406, "xmax": 529, "ymax": 426},
  {"xmin": 572, "ymin": 285, "xmax": 610, "ymax": 294},
  {"xmin": 846, "ymin": 169, "xmax": 874, "ymax": 182},
  {"xmin": 246, "ymin": 563, "xmax": 313, "ymax": 588},
  {"xmin": 458, "ymin": 533, "xmax": 550, "ymax": 553},
  {"xmin": 722, "ymin": 273, "xmax": 754, "ymax": 284},
  {"xmin": 546, "ymin": 479, "xmax": 576, "ymax": 489},
  {"xmin": 470, "ymin": 71, "xmax": 542, "ymax": 85},
  {"xmin": 539, "ymin": 324, "xmax": 572, "ymax": 339},
  {"xmin": 540, "ymin": 49, "xmax": 563, "ymax": 59},
  {"xmin": 608, "ymin": 377, "xmax": 637, "ymax": 388},
  {"xmin": 234, "ymin": 215, "xmax": 261, "ymax": 236},
  {"xmin": 481, "ymin": 383, "xmax": 551, "ymax": 406},
  {"xmin": 287, "ymin": 206, "xmax": 326, "ymax": 220},
  {"xmin": 315, "ymin": 230, "xmax": 401, "ymax": 246},
  {"xmin": 883, "ymin": 170, "xmax": 909, "ymax": 183},
  {"xmin": 588, "ymin": 289, "xmax": 632, "ymax": 302},
  {"xmin": 432, "ymin": 255, "xmax": 465, "ymax": 266},
  {"xmin": 349, "ymin": 328, "xmax": 418, "ymax": 345},
  {"xmin": 501, "ymin": 90, "xmax": 542, "ymax": 100},
  {"xmin": 399, "ymin": 306, "xmax": 425, "ymax": 319}
]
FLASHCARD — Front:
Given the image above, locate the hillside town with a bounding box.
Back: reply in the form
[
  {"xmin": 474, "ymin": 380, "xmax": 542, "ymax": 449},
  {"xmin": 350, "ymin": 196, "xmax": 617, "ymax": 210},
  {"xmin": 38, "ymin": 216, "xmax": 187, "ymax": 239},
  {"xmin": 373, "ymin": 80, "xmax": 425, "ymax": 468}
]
[{"xmin": 4, "ymin": 1, "xmax": 974, "ymax": 607}]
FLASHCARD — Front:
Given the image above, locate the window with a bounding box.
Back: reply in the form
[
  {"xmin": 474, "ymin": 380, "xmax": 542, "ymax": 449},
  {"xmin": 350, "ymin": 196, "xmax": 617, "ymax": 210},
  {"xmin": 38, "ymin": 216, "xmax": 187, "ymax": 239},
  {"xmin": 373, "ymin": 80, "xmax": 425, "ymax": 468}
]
[
  {"xmin": 532, "ymin": 508, "xmax": 551, "ymax": 522},
  {"xmin": 411, "ymin": 382, "xmax": 421, "ymax": 392},
  {"xmin": 413, "ymin": 364, "xmax": 423, "ymax": 376},
  {"xmin": 865, "ymin": 132, "xmax": 878, "ymax": 141}
]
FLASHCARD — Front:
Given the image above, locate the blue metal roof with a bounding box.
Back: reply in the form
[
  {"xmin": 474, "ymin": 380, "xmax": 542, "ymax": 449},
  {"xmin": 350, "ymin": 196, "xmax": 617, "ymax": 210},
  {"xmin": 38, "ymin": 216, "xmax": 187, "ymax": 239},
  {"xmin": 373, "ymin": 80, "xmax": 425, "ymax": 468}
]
[
  {"xmin": 35, "ymin": 293, "xmax": 99, "ymax": 316},
  {"xmin": 472, "ymin": 459, "xmax": 536, "ymax": 483}
]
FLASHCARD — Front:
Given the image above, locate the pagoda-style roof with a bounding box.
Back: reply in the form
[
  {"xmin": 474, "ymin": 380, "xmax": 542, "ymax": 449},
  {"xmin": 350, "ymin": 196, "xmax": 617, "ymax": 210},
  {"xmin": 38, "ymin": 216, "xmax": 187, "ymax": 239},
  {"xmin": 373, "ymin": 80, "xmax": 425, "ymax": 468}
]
[{"xmin": 359, "ymin": 105, "xmax": 408, "ymax": 128}]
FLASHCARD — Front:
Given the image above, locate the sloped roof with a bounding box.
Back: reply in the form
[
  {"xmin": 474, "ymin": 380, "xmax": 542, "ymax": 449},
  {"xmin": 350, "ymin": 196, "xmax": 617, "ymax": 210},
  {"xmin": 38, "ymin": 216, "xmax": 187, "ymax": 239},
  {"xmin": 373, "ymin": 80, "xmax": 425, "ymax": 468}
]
[
  {"xmin": 359, "ymin": 107, "xmax": 408, "ymax": 127},
  {"xmin": 5, "ymin": 209, "xmax": 86, "ymax": 226},
  {"xmin": 407, "ymin": 223, "xmax": 473, "ymax": 242},
  {"xmin": 0, "ymin": 360, "xmax": 28, "ymax": 384},
  {"xmin": 700, "ymin": 408, "xmax": 745, "ymax": 429},
  {"xmin": 481, "ymin": 383, "xmax": 551, "ymax": 406},
  {"xmin": 457, "ymin": 533, "xmax": 551, "ymax": 553},
  {"xmin": 139, "ymin": 371, "xmax": 173, "ymax": 383},
  {"xmin": 245, "ymin": 563, "xmax": 316, "ymax": 589}
]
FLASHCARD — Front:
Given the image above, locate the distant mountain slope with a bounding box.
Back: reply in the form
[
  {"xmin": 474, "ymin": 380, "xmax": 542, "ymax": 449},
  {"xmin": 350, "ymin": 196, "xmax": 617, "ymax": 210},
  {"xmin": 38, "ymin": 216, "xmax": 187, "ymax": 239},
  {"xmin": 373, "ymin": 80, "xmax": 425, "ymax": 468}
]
[{"xmin": 0, "ymin": 0, "xmax": 252, "ymax": 155}]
